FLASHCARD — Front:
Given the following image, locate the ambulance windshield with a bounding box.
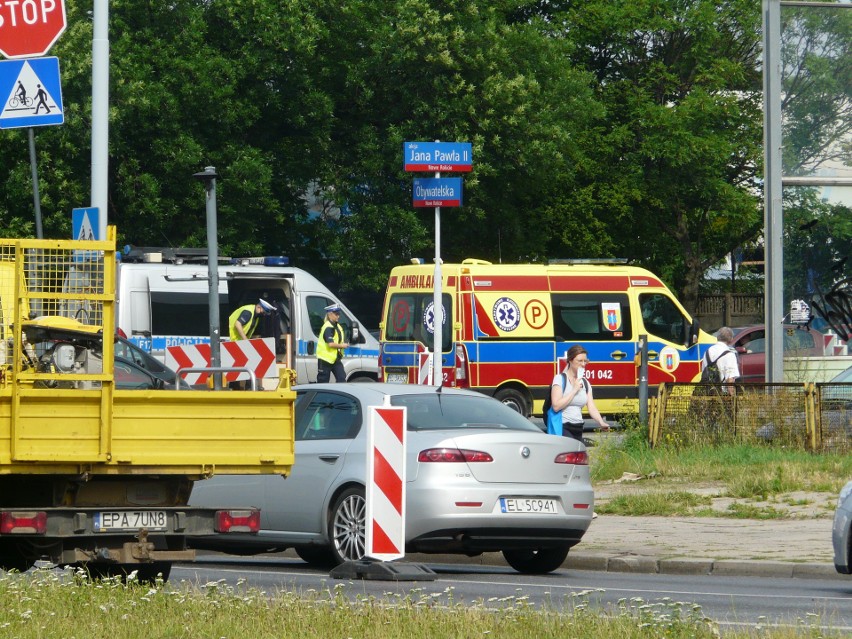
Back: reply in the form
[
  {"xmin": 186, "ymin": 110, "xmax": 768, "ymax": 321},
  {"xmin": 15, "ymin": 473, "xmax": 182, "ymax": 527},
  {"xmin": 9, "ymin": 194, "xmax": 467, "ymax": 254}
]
[{"xmin": 638, "ymin": 293, "xmax": 691, "ymax": 345}]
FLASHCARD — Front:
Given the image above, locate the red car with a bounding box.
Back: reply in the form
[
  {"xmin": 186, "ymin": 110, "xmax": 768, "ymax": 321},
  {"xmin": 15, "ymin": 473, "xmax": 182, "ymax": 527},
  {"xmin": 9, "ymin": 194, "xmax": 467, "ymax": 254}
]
[{"xmin": 727, "ymin": 325, "xmax": 828, "ymax": 383}]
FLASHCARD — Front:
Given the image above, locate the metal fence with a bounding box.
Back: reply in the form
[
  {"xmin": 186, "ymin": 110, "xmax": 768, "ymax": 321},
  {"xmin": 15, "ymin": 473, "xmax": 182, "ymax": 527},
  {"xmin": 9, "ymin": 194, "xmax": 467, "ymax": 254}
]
[{"xmin": 649, "ymin": 382, "xmax": 851, "ymax": 454}]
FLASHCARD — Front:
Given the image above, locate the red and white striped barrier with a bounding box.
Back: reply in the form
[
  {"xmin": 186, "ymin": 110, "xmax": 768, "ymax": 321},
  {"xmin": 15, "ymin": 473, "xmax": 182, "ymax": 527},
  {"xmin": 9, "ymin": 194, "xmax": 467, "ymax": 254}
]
[
  {"xmin": 365, "ymin": 405, "xmax": 407, "ymax": 562},
  {"xmin": 165, "ymin": 337, "xmax": 277, "ymax": 385},
  {"xmin": 418, "ymin": 351, "xmax": 433, "ymax": 385}
]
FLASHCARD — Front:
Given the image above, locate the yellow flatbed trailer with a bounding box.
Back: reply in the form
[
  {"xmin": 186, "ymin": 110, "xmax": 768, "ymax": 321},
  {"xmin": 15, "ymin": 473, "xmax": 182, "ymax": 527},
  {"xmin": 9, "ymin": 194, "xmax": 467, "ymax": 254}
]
[{"xmin": 0, "ymin": 232, "xmax": 295, "ymax": 580}]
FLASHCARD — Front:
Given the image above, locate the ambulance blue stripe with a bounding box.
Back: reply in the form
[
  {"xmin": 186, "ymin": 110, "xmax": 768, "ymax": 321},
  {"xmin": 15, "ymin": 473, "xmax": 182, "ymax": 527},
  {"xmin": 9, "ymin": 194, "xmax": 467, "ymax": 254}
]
[{"xmin": 381, "ymin": 339, "xmax": 702, "ymax": 366}]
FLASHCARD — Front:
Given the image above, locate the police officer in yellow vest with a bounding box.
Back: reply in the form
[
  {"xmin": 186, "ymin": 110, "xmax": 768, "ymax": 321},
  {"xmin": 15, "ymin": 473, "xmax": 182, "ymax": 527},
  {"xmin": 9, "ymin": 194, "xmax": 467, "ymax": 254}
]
[
  {"xmin": 317, "ymin": 303, "xmax": 347, "ymax": 383},
  {"xmin": 229, "ymin": 298, "xmax": 275, "ymax": 341}
]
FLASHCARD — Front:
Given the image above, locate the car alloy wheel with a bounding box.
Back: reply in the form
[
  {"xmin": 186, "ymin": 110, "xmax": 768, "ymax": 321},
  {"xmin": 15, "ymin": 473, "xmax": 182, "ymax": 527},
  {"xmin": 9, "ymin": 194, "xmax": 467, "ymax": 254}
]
[{"xmin": 329, "ymin": 486, "xmax": 366, "ymax": 564}]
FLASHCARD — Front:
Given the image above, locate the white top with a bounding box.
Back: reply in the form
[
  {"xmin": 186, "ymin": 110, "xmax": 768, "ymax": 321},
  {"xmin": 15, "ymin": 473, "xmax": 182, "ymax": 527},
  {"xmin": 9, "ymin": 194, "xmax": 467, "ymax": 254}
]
[
  {"xmin": 552, "ymin": 374, "xmax": 589, "ymax": 424},
  {"xmin": 704, "ymin": 341, "xmax": 740, "ymax": 381}
]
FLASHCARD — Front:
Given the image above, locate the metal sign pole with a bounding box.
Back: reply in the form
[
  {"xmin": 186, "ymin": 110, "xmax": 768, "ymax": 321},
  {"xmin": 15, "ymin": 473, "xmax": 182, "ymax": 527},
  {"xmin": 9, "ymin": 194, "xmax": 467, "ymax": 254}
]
[
  {"xmin": 194, "ymin": 167, "xmax": 221, "ymax": 389},
  {"xmin": 28, "ymin": 128, "xmax": 43, "ymax": 238},
  {"xmin": 432, "ymin": 160, "xmax": 442, "ymax": 386}
]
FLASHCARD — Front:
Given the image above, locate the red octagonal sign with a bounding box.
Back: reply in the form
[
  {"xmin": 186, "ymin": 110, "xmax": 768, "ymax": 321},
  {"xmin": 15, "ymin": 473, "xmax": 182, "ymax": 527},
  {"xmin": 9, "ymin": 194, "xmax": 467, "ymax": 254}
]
[{"xmin": 0, "ymin": 0, "xmax": 67, "ymax": 59}]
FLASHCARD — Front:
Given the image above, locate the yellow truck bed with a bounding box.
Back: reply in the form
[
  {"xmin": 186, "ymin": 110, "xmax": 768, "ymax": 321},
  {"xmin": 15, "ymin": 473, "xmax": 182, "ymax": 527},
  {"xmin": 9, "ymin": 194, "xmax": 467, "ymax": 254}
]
[{"xmin": 0, "ymin": 385, "xmax": 294, "ymax": 476}]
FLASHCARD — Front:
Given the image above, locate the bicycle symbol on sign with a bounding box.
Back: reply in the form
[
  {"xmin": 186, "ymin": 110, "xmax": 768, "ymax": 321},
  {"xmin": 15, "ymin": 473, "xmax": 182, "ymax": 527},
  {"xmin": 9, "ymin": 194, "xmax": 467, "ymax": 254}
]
[{"xmin": 9, "ymin": 81, "xmax": 34, "ymax": 110}]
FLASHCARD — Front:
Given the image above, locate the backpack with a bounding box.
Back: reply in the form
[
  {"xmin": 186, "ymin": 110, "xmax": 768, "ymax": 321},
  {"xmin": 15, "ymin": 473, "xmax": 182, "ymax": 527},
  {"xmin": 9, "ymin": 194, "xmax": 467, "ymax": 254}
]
[
  {"xmin": 542, "ymin": 373, "xmax": 565, "ymax": 416},
  {"xmin": 701, "ymin": 349, "xmax": 730, "ymax": 384}
]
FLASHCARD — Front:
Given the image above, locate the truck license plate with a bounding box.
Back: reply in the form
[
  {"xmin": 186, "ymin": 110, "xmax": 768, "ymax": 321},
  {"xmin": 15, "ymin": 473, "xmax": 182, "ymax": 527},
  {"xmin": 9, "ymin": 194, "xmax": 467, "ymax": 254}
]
[
  {"xmin": 386, "ymin": 373, "xmax": 408, "ymax": 384},
  {"xmin": 499, "ymin": 498, "xmax": 557, "ymax": 514},
  {"xmin": 94, "ymin": 511, "xmax": 168, "ymax": 532}
]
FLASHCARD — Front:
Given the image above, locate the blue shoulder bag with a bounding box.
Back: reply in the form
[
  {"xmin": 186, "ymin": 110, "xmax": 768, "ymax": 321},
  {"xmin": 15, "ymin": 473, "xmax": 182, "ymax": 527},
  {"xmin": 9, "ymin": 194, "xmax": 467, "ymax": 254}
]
[{"xmin": 545, "ymin": 373, "xmax": 566, "ymax": 436}]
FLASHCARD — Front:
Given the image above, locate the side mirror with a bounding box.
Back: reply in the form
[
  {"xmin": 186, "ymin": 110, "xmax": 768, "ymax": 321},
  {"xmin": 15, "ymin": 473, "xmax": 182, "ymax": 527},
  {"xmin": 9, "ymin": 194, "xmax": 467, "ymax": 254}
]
[
  {"xmin": 689, "ymin": 319, "xmax": 700, "ymax": 346},
  {"xmin": 307, "ymin": 341, "xmax": 316, "ymax": 355},
  {"xmin": 350, "ymin": 322, "xmax": 364, "ymax": 345}
]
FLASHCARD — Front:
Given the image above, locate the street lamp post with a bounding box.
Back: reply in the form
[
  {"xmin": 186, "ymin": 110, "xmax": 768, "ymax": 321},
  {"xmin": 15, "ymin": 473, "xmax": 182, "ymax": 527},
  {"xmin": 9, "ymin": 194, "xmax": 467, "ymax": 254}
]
[{"xmin": 193, "ymin": 166, "xmax": 222, "ymax": 389}]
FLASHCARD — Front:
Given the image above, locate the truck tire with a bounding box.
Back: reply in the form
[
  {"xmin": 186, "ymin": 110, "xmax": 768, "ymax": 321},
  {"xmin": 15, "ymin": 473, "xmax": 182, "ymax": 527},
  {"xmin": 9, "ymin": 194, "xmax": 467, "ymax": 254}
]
[
  {"xmin": 0, "ymin": 555, "xmax": 34, "ymax": 573},
  {"xmin": 494, "ymin": 388, "xmax": 529, "ymax": 416},
  {"xmin": 328, "ymin": 486, "xmax": 366, "ymax": 565},
  {"xmin": 502, "ymin": 546, "xmax": 570, "ymax": 574}
]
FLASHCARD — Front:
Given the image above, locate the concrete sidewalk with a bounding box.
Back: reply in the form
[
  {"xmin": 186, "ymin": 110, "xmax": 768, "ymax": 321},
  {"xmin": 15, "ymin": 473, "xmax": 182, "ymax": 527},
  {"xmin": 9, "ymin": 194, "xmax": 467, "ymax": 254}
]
[
  {"xmin": 401, "ymin": 514, "xmax": 842, "ymax": 579},
  {"xmin": 562, "ymin": 514, "xmax": 842, "ymax": 579}
]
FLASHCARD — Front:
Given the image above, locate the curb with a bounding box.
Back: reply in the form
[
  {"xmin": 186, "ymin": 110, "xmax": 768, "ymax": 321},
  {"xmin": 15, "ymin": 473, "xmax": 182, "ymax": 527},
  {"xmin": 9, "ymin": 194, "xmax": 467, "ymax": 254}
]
[
  {"xmin": 564, "ymin": 553, "xmax": 845, "ymax": 580},
  {"xmin": 197, "ymin": 550, "xmax": 845, "ymax": 581},
  {"xmin": 405, "ymin": 551, "xmax": 844, "ymax": 580}
]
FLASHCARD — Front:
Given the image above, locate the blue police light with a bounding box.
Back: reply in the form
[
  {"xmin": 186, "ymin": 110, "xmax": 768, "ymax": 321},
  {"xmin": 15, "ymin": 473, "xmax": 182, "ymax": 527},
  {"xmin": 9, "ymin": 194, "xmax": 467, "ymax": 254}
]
[{"xmin": 263, "ymin": 256, "xmax": 290, "ymax": 266}]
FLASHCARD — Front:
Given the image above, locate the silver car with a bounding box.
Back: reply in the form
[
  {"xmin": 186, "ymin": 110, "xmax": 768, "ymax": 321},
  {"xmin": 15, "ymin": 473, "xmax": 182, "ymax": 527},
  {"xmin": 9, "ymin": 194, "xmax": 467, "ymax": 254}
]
[
  {"xmin": 834, "ymin": 480, "xmax": 852, "ymax": 576},
  {"xmin": 189, "ymin": 383, "xmax": 594, "ymax": 574}
]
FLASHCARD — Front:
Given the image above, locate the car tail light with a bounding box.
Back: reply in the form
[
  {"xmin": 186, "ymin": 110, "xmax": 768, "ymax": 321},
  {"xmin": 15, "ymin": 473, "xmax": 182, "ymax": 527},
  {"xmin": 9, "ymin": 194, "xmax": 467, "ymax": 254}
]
[
  {"xmin": 1, "ymin": 511, "xmax": 47, "ymax": 534},
  {"xmin": 555, "ymin": 451, "xmax": 589, "ymax": 465},
  {"xmin": 215, "ymin": 509, "xmax": 260, "ymax": 533},
  {"xmin": 418, "ymin": 448, "xmax": 493, "ymax": 463}
]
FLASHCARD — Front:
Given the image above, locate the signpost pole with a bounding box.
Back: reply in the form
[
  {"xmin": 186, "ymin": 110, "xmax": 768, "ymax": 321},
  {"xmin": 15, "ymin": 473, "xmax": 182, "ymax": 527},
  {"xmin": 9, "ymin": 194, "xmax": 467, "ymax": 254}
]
[
  {"xmin": 28, "ymin": 129, "xmax": 43, "ymax": 238},
  {"xmin": 402, "ymin": 140, "xmax": 471, "ymax": 388},
  {"xmin": 92, "ymin": 0, "xmax": 109, "ymax": 240},
  {"xmin": 433, "ymin": 180, "xmax": 442, "ymax": 386}
]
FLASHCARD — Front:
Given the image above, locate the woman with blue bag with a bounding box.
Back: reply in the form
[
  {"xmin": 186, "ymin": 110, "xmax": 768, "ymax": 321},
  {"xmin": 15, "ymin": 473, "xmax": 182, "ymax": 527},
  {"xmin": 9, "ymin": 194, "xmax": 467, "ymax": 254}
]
[{"xmin": 546, "ymin": 344, "xmax": 609, "ymax": 441}]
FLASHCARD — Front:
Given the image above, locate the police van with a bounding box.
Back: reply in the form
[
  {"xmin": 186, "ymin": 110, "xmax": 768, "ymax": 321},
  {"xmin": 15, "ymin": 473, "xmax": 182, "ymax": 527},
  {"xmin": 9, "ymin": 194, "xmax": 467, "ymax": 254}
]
[
  {"xmin": 378, "ymin": 258, "xmax": 715, "ymax": 415},
  {"xmin": 86, "ymin": 248, "xmax": 378, "ymax": 384}
]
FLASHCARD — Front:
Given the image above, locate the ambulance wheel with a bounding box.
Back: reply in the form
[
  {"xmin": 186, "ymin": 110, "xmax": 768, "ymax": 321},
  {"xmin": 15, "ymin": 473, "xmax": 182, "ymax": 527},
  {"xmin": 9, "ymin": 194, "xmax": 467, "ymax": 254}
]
[{"xmin": 495, "ymin": 388, "xmax": 529, "ymax": 416}]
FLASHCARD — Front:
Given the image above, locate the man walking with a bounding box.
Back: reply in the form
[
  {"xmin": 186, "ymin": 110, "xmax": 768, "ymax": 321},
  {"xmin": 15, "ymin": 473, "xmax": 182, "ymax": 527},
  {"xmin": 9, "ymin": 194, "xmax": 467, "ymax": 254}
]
[{"xmin": 704, "ymin": 326, "xmax": 740, "ymax": 394}]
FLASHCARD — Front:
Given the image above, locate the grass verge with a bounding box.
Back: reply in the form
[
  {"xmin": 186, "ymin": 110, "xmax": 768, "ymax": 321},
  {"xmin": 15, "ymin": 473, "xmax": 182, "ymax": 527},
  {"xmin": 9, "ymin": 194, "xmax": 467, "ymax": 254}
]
[
  {"xmin": 0, "ymin": 568, "xmax": 846, "ymax": 638},
  {"xmin": 589, "ymin": 419, "xmax": 851, "ymax": 517}
]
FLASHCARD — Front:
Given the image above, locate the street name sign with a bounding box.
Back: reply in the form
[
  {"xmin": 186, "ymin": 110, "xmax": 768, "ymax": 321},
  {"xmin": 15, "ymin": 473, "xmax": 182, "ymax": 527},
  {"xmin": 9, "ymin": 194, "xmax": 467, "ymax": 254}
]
[
  {"xmin": 403, "ymin": 141, "xmax": 472, "ymax": 173},
  {"xmin": 412, "ymin": 177, "xmax": 463, "ymax": 208}
]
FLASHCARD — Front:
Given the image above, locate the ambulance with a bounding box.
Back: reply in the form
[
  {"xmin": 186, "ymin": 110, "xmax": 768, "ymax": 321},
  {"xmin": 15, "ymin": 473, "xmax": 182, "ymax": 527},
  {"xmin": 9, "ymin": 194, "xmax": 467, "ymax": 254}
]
[{"xmin": 378, "ymin": 258, "xmax": 715, "ymax": 416}]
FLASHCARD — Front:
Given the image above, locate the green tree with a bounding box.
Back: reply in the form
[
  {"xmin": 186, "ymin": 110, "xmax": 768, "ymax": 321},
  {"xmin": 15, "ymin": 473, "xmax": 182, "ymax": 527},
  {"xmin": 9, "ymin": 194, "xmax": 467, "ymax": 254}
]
[
  {"xmin": 783, "ymin": 189, "xmax": 852, "ymax": 307},
  {"xmin": 551, "ymin": 0, "xmax": 765, "ymax": 313},
  {"xmin": 306, "ymin": 0, "xmax": 601, "ymax": 289},
  {"xmin": 780, "ymin": 5, "xmax": 852, "ymax": 175}
]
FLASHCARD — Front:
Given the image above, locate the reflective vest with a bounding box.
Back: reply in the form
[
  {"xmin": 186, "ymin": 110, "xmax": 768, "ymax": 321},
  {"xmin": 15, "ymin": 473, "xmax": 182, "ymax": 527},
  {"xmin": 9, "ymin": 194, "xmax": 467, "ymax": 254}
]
[
  {"xmin": 229, "ymin": 304, "xmax": 259, "ymax": 341},
  {"xmin": 317, "ymin": 319, "xmax": 344, "ymax": 364}
]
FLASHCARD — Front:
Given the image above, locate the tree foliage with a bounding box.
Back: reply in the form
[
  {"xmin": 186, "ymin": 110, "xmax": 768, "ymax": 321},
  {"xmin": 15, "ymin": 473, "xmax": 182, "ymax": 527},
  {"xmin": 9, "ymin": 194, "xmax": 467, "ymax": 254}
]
[{"xmin": 0, "ymin": 0, "xmax": 846, "ymax": 312}]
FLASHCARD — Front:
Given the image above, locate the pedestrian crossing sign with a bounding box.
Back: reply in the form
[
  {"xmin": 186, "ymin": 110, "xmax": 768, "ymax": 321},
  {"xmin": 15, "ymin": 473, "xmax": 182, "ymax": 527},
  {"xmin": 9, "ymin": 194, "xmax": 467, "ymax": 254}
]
[
  {"xmin": 72, "ymin": 207, "xmax": 100, "ymax": 241},
  {"xmin": 0, "ymin": 57, "xmax": 64, "ymax": 130}
]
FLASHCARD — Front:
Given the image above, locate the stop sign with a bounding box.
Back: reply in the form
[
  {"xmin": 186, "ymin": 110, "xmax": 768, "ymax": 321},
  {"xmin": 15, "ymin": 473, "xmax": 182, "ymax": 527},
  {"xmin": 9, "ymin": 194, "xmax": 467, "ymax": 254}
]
[{"xmin": 0, "ymin": 0, "xmax": 67, "ymax": 59}]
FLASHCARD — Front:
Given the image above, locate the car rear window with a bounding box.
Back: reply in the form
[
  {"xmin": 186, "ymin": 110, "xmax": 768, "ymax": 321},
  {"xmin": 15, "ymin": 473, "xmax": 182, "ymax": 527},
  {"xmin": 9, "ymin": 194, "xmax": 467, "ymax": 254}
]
[{"xmin": 391, "ymin": 394, "xmax": 540, "ymax": 432}]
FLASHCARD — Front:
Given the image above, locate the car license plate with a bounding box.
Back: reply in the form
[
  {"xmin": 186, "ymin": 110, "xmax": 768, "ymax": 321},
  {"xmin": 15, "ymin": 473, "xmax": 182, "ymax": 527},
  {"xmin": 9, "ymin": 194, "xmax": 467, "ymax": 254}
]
[
  {"xmin": 94, "ymin": 511, "xmax": 168, "ymax": 532},
  {"xmin": 500, "ymin": 498, "xmax": 557, "ymax": 514},
  {"xmin": 386, "ymin": 373, "xmax": 408, "ymax": 384}
]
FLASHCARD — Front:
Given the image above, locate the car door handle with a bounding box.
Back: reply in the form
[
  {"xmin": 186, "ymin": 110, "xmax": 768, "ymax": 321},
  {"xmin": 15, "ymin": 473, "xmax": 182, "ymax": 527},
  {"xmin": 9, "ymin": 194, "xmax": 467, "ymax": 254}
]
[
  {"xmin": 648, "ymin": 350, "xmax": 659, "ymax": 360},
  {"xmin": 610, "ymin": 350, "xmax": 627, "ymax": 360},
  {"xmin": 319, "ymin": 455, "xmax": 340, "ymax": 463}
]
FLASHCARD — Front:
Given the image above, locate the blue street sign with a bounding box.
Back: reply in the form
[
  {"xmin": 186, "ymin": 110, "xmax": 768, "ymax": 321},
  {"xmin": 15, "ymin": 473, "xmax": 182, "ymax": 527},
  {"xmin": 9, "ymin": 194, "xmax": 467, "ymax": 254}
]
[
  {"xmin": 404, "ymin": 141, "xmax": 472, "ymax": 173},
  {"xmin": 0, "ymin": 57, "xmax": 64, "ymax": 130},
  {"xmin": 72, "ymin": 207, "xmax": 100, "ymax": 241},
  {"xmin": 412, "ymin": 178, "xmax": 463, "ymax": 208},
  {"xmin": 71, "ymin": 207, "xmax": 100, "ymax": 262}
]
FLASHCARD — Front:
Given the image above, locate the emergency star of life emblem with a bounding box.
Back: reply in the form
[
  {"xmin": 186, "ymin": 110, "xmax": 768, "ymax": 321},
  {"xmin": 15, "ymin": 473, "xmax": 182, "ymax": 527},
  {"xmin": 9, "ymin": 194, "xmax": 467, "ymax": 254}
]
[
  {"xmin": 422, "ymin": 301, "xmax": 445, "ymax": 334},
  {"xmin": 492, "ymin": 297, "xmax": 520, "ymax": 332}
]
